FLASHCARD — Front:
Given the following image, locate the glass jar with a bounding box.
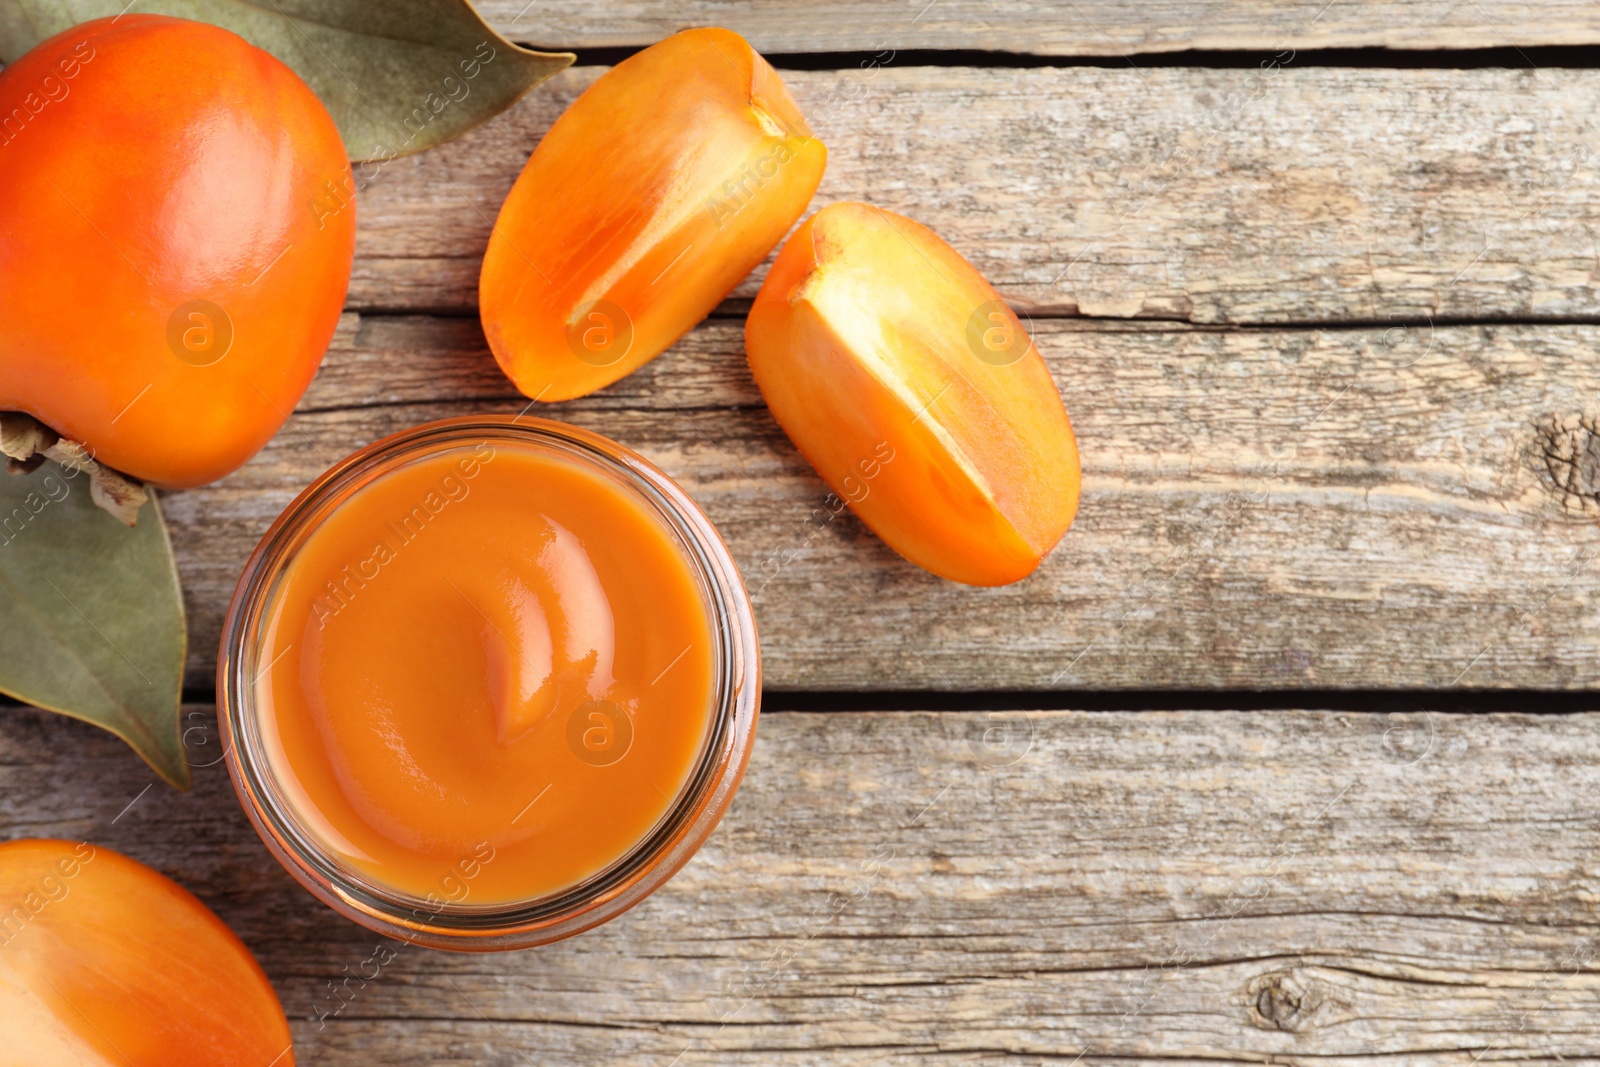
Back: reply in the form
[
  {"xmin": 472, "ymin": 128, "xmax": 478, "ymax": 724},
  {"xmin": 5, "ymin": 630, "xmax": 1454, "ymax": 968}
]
[{"xmin": 218, "ymin": 415, "xmax": 760, "ymax": 950}]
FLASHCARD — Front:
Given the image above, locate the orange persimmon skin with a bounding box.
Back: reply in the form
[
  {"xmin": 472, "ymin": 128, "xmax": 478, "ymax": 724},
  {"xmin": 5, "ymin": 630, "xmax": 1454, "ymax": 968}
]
[
  {"xmin": 0, "ymin": 15, "xmax": 355, "ymax": 489},
  {"xmin": 745, "ymin": 202, "xmax": 1081, "ymax": 586},
  {"xmin": 480, "ymin": 28, "xmax": 826, "ymax": 401},
  {"xmin": 0, "ymin": 839, "xmax": 294, "ymax": 1066}
]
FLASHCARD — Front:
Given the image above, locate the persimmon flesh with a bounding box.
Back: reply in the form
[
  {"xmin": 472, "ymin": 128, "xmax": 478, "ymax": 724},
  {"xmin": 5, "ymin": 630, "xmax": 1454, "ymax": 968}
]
[
  {"xmin": 0, "ymin": 15, "xmax": 356, "ymax": 489},
  {"xmin": 480, "ymin": 28, "xmax": 826, "ymax": 401},
  {"xmin": 745, "ymin": 202, "xmax": 1081, "ymax": 586},
  {"xmin": 0, "ymin": 839, "xmax": 294, "ymax": 1066}
]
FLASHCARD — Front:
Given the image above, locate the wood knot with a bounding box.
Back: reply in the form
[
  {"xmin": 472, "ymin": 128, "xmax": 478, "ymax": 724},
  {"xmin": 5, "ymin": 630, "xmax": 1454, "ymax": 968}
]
[
  {"xmin": 1246, "ymin": 970, "xmax": 1319, "ymax": 1033},
  {"xmin": 1539, "ymin": 413, "xmax": 1600, "ymax": 516}
]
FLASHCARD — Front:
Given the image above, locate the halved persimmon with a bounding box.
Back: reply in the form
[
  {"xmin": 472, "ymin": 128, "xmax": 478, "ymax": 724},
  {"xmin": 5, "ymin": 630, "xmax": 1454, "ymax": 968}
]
[{"xmin": 745, "ymin": 202, "xmax": 1080, "ymax": 586}]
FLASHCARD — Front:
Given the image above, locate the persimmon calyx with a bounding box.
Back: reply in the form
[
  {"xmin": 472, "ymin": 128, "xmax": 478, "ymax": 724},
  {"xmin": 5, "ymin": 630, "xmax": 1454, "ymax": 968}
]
[{"xmin": 0, "ymin": 411, "xmax": 148, "ymax": 526}]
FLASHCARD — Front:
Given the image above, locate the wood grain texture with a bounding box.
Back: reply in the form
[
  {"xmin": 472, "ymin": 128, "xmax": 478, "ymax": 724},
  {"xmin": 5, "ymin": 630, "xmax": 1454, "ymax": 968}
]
[
  {"xmin": 165, "ymin": 314, "xmax": 1600, "ymax": 690},
  {"xmin": 478, "ymin": 0, "xmax": 1600, "ymax": 56},
  {"xmin": 5, "ymin": 705, "xmax": 1598, "ymax": 1063},
  {"xmin": 350, "ymin": 65, "xmax": 1600, "ymax": 323}
]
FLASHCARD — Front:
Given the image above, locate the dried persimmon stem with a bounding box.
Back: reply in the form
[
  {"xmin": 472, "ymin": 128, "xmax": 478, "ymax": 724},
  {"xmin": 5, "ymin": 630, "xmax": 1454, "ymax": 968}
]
[{"xmin": 0, "ymin": 411, "xmax": 148, "ymax": 527}]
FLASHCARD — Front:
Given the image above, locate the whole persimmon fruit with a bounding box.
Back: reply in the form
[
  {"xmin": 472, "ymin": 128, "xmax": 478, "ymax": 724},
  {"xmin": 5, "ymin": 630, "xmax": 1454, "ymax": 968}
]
[
  {"xmin": 0, "ymin": 839, "xmax": 295, "ymax": 1065},
  {"xmin": 0, "ymin": 15, "xmax": 356, "ymax": 489}
]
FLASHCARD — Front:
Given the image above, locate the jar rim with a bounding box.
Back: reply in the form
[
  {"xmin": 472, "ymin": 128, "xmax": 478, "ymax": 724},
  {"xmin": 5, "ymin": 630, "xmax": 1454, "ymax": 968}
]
[{"xmin": 217, "ymin": 415, "xmax": 760, "ymax": 951}]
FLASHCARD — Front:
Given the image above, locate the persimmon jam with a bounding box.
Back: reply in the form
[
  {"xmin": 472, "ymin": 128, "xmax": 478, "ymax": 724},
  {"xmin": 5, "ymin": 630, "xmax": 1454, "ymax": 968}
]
[{"xmin": 248, "ymin": 429, "xmax": 720, "ymax": 906}]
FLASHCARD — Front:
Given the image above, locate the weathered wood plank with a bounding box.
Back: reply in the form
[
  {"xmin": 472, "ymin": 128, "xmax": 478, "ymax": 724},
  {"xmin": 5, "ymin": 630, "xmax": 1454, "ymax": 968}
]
[
  {"xmin": 5, "ymin": 705, "xmax": 1598, "ymax": 1063},
  {"xmin": 351, "ymin": 65, "xmax": 1600, "ymax": 324},
  {"xmin": 479, "ymin": 0, "xmax": 1600, "ymax": 56},
  {"xmin": 165, "ymin": 314, "xmax": 1600, "ymax": 690}
]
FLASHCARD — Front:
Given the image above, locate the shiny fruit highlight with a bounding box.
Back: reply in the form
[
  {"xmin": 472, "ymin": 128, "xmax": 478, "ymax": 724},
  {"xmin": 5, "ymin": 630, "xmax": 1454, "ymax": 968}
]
[
  {"xmin": 0, "ymin": 15, "xmax": 356, "ymax": 489},
  {"xmin": 745, "ymin": 202, "xmax": 1081, "ymax": 586},
  {"xmin": 480, "ymin": 27, "xmax": 826, "ymax": 402},
  {"xmin": 0, "ymin": 839, "xmax": 293, "ymax": 1066}
]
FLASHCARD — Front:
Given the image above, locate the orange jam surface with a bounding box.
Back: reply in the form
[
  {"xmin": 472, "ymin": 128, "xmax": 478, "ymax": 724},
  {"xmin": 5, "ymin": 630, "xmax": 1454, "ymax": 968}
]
[{"xmin": 255, "ymin": 441, "xmax": 716, "ymax": 904}]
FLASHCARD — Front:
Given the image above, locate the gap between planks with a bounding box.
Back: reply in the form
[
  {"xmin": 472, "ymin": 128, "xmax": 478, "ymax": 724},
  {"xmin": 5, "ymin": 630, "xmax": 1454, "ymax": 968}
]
[{"xmin": 559, "ymin": 43, "xmax": 1600, "ymax": 71}]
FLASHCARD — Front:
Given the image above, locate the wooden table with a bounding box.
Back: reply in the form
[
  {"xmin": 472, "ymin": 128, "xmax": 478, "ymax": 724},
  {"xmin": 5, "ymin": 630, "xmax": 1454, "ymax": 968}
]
[{"xmin": 7, "ymin": 3, "xmax": 1600, "ymax": 1061}]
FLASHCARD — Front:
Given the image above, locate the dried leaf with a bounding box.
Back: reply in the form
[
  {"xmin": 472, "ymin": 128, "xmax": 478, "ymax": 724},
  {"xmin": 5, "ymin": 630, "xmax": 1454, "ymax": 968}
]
[
  {"xmin": 0, "ymin": 459, "xmax": 188, "ymax": 788},
  {"xmin": 0, "ymin": 0, "xmax": 573, "ymax": 161}
]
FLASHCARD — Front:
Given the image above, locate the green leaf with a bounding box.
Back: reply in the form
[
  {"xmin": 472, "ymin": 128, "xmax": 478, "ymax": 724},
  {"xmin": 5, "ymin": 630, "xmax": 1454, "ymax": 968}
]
[
  {"xmin": 0, "ymin": 0, "xmax": 573, "ymax": 161},
  {"xmin": 0, "ymin": 462, "xmax": 188, "ymax": 789}
]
